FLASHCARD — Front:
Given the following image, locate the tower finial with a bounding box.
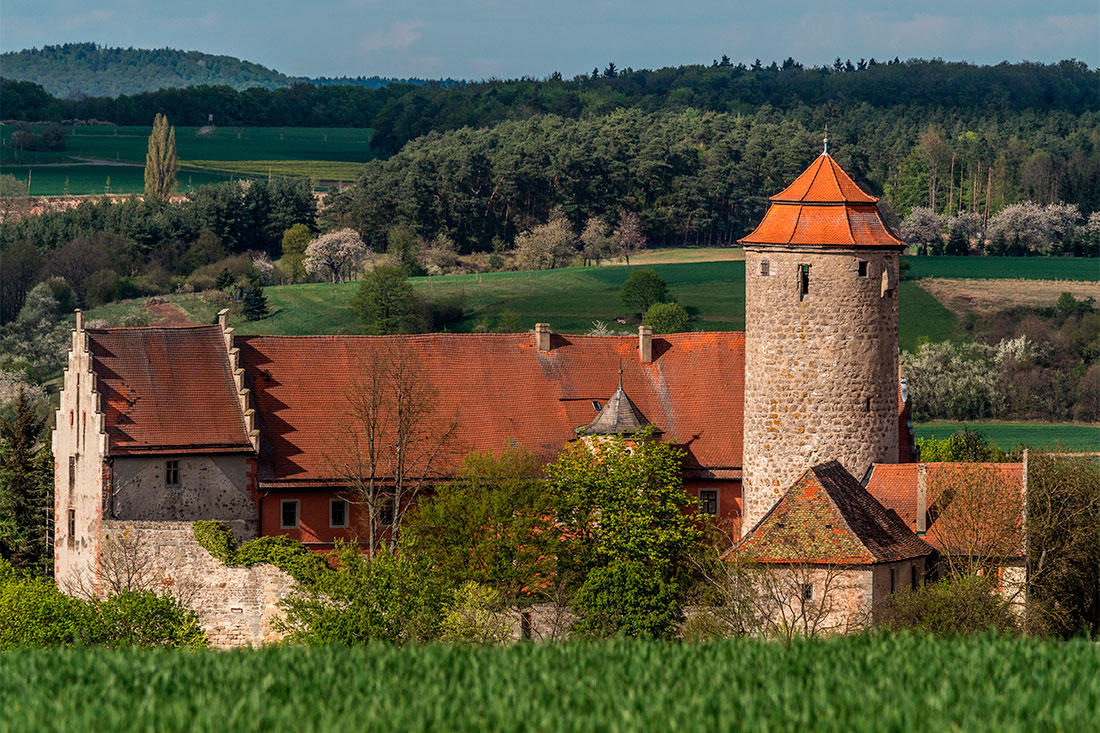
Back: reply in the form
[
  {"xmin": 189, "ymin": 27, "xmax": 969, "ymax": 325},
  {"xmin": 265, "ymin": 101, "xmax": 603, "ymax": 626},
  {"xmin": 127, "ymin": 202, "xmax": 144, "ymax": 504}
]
[{"xmin": 823, "ymin": 124, "xmax": 829, "ymax": 155}]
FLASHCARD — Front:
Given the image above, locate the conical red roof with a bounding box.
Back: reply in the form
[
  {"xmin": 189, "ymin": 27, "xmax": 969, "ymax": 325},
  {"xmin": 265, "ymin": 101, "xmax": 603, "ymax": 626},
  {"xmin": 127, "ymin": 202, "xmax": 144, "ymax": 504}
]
[{"xmin": 740, "ymin": 153, "xmax": 903, "ymax": 248}]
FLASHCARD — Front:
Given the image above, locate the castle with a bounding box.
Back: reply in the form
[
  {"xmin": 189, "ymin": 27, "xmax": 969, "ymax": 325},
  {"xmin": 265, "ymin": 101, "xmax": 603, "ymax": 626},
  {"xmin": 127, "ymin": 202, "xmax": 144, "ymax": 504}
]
[{"xmin": 51, "ymin": 150, "xmax": 1023, "ymax": 644}]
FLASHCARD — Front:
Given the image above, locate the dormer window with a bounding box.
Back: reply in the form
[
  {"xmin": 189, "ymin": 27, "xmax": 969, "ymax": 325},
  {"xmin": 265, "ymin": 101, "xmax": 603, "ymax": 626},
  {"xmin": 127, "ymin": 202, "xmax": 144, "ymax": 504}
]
[{"xmin": 591, "ymin": 401, "xmax": 602, "ymax": 411}]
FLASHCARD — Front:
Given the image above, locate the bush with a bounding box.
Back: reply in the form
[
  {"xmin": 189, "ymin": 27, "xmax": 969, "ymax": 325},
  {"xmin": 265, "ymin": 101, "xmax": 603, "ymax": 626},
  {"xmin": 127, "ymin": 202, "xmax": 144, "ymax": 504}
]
[
  {"xmin": 915, "ymin": 430, "xmax": 1008, "ymax": 462},
  {"xmin": 192, "ymin": 521, "xmax": 332, "ymax": 586},
  {"xmin": 440, "ymin": 582, "xmax": 514, "ymax": 645},
  {"xmin": 571, "ymin": 559, "xmax": 683, "ymax": 640},
  {"xmin": 88, "ymin": 591, "xmax": 206, "ymax": 649},
  {"xmin": 644, "ymin": 302, "xmax": 691, "ymax": 333},
  {"xmin": 876, "ymin": 575, "xmax": 1017, "ymax": 637},
  {"xmin": 619, "ymin": 269, "xmax": 668, "ymax": 317}
]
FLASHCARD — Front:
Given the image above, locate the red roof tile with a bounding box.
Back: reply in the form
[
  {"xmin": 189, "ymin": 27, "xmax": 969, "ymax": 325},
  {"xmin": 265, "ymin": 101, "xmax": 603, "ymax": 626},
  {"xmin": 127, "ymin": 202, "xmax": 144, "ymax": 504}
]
[
  {"xmin": 865, "ymin": 462, "xmax": 1025, "ymax": 553},
  {"xmin": 740, "ymin": 154, "xmax": 904, "ymax": 248},
  {"xmin": 87, "ymin": 326, "xmax": 252, "ymax": 455},
  {"xmin": 737, "ymin": 461, "xmax": 933, "ymax": 565},
  {"xmin": 236, "ymin": 332, "xmax": 745, "ymax": 485}
]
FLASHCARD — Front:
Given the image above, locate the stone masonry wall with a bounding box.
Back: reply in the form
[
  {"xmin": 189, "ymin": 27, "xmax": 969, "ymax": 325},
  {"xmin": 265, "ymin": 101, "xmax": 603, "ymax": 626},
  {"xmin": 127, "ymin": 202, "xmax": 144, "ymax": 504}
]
[
  {"xmin": 101, "ymin": 520, "xmax": 296, "ymax": 648},
  {"xmin": 111, "ymin": 454, "xmax": 256, "ymax": 529},
  {"xmin": 742, "ymin": 247, "xmax": 900, "ymax": 531}
]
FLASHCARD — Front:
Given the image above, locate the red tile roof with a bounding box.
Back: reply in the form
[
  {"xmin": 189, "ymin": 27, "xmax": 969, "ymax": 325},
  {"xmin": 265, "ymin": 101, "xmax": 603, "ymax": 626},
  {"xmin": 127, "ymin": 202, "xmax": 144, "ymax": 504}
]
[
  {"xmin": 236, "ymin": 332, "xmax": 745, "ymax": 486},
  {"xmin": 736, "ymin": 461, "xmax": 933, "ymax": 565},
  {"xmin": 739, "ymin": 154, "xmax": 904, "ymax": 248},
  {"xmin": 87, "ymin": 326, "xmax": 252, "ymax": 455},
  {"xmin": 865, "ymin": 462, "xmax": 1024, "ymax": 554}
]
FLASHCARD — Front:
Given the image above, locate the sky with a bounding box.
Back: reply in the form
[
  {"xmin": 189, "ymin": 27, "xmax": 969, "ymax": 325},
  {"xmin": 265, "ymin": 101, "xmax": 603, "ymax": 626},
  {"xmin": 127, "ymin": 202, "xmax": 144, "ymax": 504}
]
[{"xmin": 2, "ymin": 1, "xmax": 1097, "ymax": 79}]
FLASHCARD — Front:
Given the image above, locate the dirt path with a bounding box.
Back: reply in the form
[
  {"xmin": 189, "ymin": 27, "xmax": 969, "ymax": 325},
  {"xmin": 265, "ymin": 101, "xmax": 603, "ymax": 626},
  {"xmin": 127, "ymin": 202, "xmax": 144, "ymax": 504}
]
[
  {"xmin": 919, "ymin": 278, "xmax": 1099, "ymax": 315},
  {"xmin": 144, "ymin": 301, "xmax": 196, "ymax": 327}
]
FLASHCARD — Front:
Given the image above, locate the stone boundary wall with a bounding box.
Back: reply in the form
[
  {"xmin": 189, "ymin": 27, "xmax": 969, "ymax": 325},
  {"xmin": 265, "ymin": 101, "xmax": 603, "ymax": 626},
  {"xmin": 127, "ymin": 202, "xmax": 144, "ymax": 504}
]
[{"xmin": 102, "ymin": 520, "xmax": 296, "ymax": 648}]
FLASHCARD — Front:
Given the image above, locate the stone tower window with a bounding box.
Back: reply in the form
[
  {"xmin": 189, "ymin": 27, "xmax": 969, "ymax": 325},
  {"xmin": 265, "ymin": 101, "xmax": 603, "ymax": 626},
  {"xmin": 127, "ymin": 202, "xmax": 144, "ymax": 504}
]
[
  {"xmin": 798, "ymin": 264, "xmax": 810, "ymax": 300},
  {"xmin": 165, "ymin": 460, "xmax": 181, "ymax": 487},
  {"xmin": 857, "ymin": 260, "xmax": 868, "ymax": 277},
  {"xmin": 864, "ymin": 397, "xmax": 871, "ymax": 412},
  {"xmin": 68, "ymin": 456, "xmax": 76, "ymax": 490},
  {"xmin": 760, "ymin": 260, "xmax": 770, "ymax": 276}
]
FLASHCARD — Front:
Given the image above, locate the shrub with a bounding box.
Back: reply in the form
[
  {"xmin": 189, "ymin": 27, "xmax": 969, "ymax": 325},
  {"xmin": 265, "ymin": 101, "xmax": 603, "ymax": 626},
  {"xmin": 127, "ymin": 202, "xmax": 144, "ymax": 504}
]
[
  {"xmin": 915, "ymin": 430, "xmax": 1008, "ymax": 462},
  {"xmin": 571, "ymin": 559, "xmax": 682, "ymax": 640},
  {"xmin": 644, "ymin": 302, "xmax": 690, "ymax": 333},
  {"xmin": 192, "ymin": 521, "xmax": 332, "ymax": 586},
  {"xmin": 89, "ymin": 591, "xmax": 206, "ymax": 649},
  {"xmin": 875, "ymin": 575, "xmax": 1017, "ymax": 637},
  {"xmin": 440, "ymin": 582, "xmax": 514, "ymax": 645},
  {"xmin": 619, "ymin": 269, "xmax": 668, "ymax": 317}
]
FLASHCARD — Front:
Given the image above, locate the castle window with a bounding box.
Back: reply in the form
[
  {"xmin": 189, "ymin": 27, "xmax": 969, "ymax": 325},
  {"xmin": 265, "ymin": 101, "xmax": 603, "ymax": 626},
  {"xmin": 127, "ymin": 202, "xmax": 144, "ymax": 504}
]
[
  {"xmin": 67, "ymin": 509, "xmax": 75, "ymax": 544},
  {"xmin": 911, "ymin": 565, "xmax": 919, "ymax": 590},
  {"xmin": 699, "ymin": 490, "xmax": 718, "ymax": 517},
  {"xmin": 864, "ymin": 397, "xmax": 871, "ymax": 412},
  {"xmin": 280, "ymin": 500, "xmax": 300, "ymax": 529},
  {"xmin": 857, "ymin": 260, "xmax": 868, "ymax": 277},
  {"xmin": 890, "ymin": 567, "xmax": 897, "ymax": 593},
  {"xmin": 380, "ymin": 497, "xmax": 395, "ymax": 526},
  {"xmin": 760, "ymin": 261, "xmax": 770, "ymax": 276},
  {"xmin": 165, "ymin": 460, "xmax": 181, "ymax": 487},
  {"xmin": 798, "ymin": 264, "xmax": 810, "ymax": 300},
  {"xmin": 330, "ymin": 498, "xmax": 349, "ymax": 528},
  {"xmin": 801, "ymin": 583, "xmax": 813, "ymax": 601},
  {"xmin": 68, "ymin": 456, "xmax": 76, "ymax": 491}
]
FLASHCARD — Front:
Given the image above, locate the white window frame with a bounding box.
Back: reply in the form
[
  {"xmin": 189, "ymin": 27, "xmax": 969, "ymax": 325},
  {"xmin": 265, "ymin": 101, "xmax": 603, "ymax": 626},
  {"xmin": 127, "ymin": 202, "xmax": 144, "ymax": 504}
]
[
  {"xmin": 329, "ymin": 498, "xmax": 349, "ymax": 528},
  {"xmin": 280, "ymin": 499, "xmax": 300, "ymax": 529}
]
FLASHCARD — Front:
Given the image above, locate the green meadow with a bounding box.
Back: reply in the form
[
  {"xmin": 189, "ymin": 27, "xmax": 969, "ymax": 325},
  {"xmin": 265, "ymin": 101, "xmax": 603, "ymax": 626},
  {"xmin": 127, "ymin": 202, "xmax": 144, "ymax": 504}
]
[
  {"xmin": 1, "ymin": 636, "xmax": 1096, "ymax": 733},
  {"xmin": 0, "ymin": 125, "xmax": 374, "ymax": 192},
  {"xmin": 914, "ymin": 421, "xmax": 1099, "ymax": 452},
  {"xmin": 903, "ymin": 255, "xmax": 1100, "ymax": 281}
]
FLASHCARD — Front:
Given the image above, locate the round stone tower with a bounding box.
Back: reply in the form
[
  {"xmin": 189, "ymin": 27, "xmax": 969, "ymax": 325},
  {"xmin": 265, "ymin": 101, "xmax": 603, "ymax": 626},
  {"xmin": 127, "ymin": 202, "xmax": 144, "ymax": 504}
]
[{"xmin": 738, "ymin": 148, "xmax": 906, "ymax": 533}]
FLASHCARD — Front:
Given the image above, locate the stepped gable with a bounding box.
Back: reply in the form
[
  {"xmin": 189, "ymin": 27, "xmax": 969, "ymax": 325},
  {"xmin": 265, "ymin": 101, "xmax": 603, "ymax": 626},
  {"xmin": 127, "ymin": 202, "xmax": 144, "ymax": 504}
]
[
  {"xmin": 737, "ymin": 461, "xmax": 933, "ymax": 564},
  {"xmin": 739, "ymin": 153, "xmax": 904, "ymax": 248},
  {"xmin": 577, "ymin": 376, "xmax": 661, "ymax": 436},
  {"xmin": 86, "ymin": 325, "xmax": 252, "ymax": 455},
  {"xmin": 235, "ymin": 331, "xmax": 744, "ymax": 486},
  {"xmin": 865, "ymin": 462, "xmax": 1024, "ymax": 553}
]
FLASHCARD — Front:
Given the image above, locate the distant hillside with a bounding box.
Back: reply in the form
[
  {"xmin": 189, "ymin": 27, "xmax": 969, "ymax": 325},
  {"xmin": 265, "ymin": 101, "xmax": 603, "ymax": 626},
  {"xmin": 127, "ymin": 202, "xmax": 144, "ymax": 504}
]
[{"xmin": 0, "ymin": 43, "xmax": 297, "ymax": 96}]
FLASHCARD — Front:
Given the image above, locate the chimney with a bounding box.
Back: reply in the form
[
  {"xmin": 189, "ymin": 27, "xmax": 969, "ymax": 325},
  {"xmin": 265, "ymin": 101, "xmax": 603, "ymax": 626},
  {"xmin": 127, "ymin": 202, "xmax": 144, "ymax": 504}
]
[
  {"xmin": 218, "ymin": 308, "xmax": 230, "ymax": 332},
  {"xmin": 638, "ymin": 325, "xmax": 653, "ymax": 363},
  {"xmin": 75, "ymin": 309, "xmax": 84, "ymax": 333},
  {"xmin": 915, "ymin": 463, "xmax": 927, "ymax": 535},
  {"xmin": 535, "ymin": 323, "xmax": 551, "ymax": 352}
]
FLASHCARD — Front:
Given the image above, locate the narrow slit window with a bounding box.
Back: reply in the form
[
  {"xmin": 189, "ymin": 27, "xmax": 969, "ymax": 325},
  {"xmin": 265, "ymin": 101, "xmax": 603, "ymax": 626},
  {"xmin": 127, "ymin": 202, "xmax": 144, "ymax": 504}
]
[
  {"xmin": 760, "ymin": 260, "xmax": 770, "ymax": 276},
  {"xmin": 798, "ymin": 264, "xmax": 810, "ymax": 300},
  {"xmin": 165, "ymin": 460, "xmax": 181, "ymax": 487},
  {"xmin": 890, "ymin": 567, "xmax": 897, "ymax": 593},
  {"xmin": 911, "ymin": 565, "xmax": 919, "ymax": 590},
  {"xmin": 67, "ymin": 508, "xmax": 76, "ymax": 541},
  {"xmin": 801, "ymin": 583, "xmax": 813, "ymax": 601},
  {"xmin": 857, "ymin": 260, "xmax": 868, "ymax": 277},
  {"xmin": 280, "ymin": 500, "xmax": 299, "ymax": 529},
  {"xmin": 864, "ymin": 397, "xmax": 871, "ymax": 412},
  {"xmin": 68, "ymin": 456, "xmax": 76, "ymax": 490}
]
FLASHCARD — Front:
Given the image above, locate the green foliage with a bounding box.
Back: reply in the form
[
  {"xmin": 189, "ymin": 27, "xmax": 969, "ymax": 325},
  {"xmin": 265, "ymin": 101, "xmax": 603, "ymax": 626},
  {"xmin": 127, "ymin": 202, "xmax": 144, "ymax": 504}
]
[
  {"xmin": 0, "ymin": 390, "xmax": 52, "ymax": 574},
  {"xmin": 240, "ymin": 284, "xmax": 269, "ymax": 321},
  {"xmin": 619, "ymin": 268, "xmax": 669, "ymax": 316},
  {"xmin": 914, "ymin": 422, "xmax": 1100, "ymax": 452},
  {"xmin": 386, "ymin": 226, "xmax": 426, "ymax": 276},
  {"xmin": 1025, "ymin": 453, "xmax": 1100, "ymax": 637},
  {"xmin": 401, "ymin": 447, "xmax": 556, "ymax": 601},
  {"xmin": 144, "ymin": 113, "xmax": 178, "ymax": 200},
  {"xmin": 643, "ymin": 302, "xmax": 690, "ymax": 333},
  {"xmin": 571, "ymin": 559, "xmax": 683, "ymax": 639},
  {"xmin": 191, "ymin": 521, "xmax": 332, "ymax": 587},
  {"xmin": 916, "ymin": 430, "xmax": 1008, "ymax": 462},
  {"xmin": 348, "ymin": 265, "xmax": 428, "ymax": 334},
  {"xmin": 546, "ymin": 430, "xmax": 700, "ymax": 639},
  {"xmin": 876, "ymin": 576, "xmax": 1017, "ymax": 637},
  {"xmin": 0, "ymin": 559, "xmax": 206, "ymax": 649},
  {"xmin": 439, "ymin": 582, "xmax": 514, "ymax": 645},
  {"xmin": 279, "ymin": 544, "xmax": 451, "ymax": 645},
  {"xmin": 3, "ymin": 636, "xmax": 1098, "ymax": 731}
]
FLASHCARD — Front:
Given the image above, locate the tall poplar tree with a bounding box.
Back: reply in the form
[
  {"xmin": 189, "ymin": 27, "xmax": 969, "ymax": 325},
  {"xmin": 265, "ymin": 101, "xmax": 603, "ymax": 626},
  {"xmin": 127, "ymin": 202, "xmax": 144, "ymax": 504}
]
[{"xmin": 144, "ymin": 113, "xmax": 178, "ymax": 199}]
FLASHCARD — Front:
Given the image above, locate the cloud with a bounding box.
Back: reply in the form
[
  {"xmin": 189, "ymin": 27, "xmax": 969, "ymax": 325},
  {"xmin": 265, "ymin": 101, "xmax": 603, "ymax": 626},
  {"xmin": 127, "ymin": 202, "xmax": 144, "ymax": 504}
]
[{"xmin": 357, "ymin": 20, "xmax": 424, "ymax": 54}]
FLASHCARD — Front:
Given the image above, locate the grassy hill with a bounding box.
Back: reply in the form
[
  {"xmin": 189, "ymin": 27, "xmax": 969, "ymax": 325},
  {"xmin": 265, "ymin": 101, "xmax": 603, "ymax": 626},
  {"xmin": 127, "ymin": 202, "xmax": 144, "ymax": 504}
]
[{"xmin": 0, "ymin": 43, "xmax": 297, "ymax": 97}]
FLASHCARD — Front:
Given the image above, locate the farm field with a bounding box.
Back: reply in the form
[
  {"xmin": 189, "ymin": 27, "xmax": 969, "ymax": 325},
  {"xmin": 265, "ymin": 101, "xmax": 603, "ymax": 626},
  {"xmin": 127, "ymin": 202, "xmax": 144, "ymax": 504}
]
[
  {"xmin": 902, "ymin": 255, "xmax": 1100, "ymax": 281},
  {"xmin": 914, "ymin": 421, "xmax": 1099, "ymax": 452},
  {"xmin": 0, "ymin": 125, "xmax": 374, "ymax": 193},
  {"xmin": 919, "ymin": 277, "xmax": 1099, "ymax": 316},
  {"xmin": 1, "ymin": 637, "xmax": 1095, "ymax": 732},
  {"xmin": 161, "ymin": 261, "xmax": 960, "ymax": 351}
]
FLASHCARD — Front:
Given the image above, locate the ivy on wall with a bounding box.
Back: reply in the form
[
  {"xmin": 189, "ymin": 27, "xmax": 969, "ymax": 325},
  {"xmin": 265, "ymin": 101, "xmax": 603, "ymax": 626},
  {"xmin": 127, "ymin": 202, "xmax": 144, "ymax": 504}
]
[{"xmin": 192, "ymin": 521, "xmax": 332, "ymax": 586}]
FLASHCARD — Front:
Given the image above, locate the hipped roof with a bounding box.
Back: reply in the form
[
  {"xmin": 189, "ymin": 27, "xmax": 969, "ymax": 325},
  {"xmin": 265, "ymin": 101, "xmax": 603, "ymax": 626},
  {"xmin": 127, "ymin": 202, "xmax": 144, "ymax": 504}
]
[{"xmin": 737, "ymin": 461, "xmax": 934, "ymax": 565}]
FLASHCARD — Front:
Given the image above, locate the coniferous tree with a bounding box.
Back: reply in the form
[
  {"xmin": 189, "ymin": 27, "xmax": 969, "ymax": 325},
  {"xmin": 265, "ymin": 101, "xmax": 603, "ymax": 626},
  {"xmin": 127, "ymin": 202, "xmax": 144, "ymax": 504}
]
[
  {"xmin": 240, "ymin": 284, "xmax": 269, "ymax": 321},
  {"xmin": 0, "ymin": 390, "xmax": 52, "ymax": 575},
  {"xmin": 144, "ymin": 113, "xmax": 178, "ymax": 200}
]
